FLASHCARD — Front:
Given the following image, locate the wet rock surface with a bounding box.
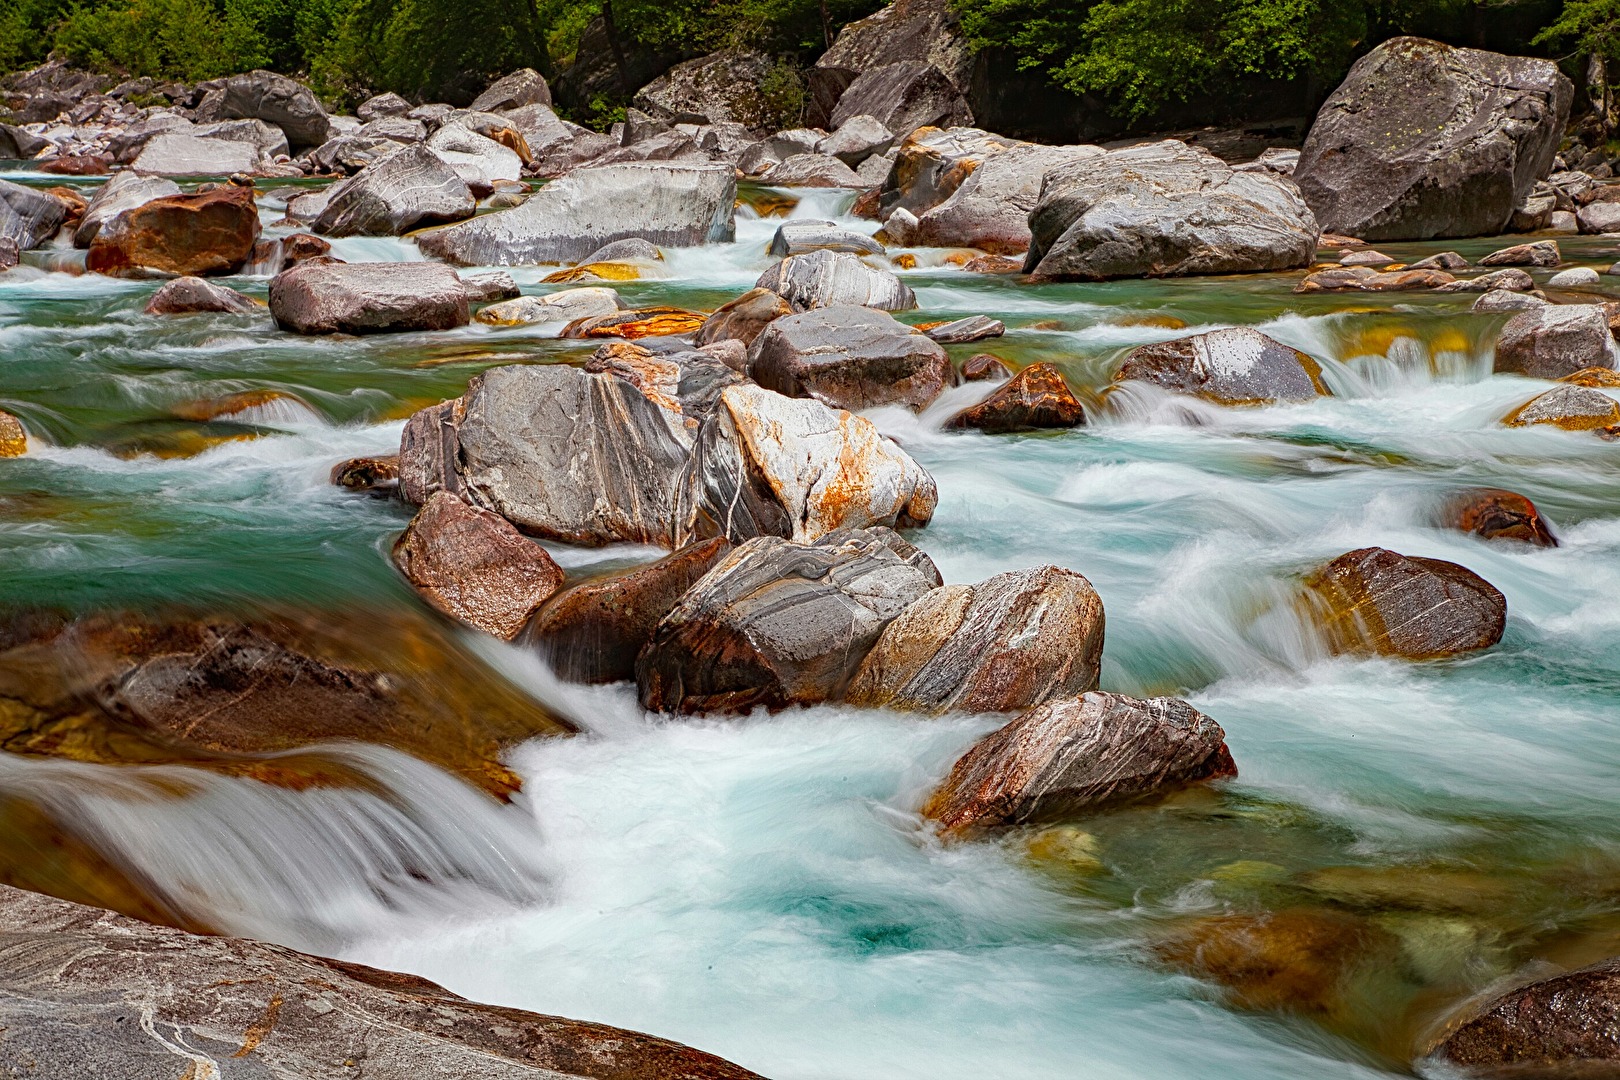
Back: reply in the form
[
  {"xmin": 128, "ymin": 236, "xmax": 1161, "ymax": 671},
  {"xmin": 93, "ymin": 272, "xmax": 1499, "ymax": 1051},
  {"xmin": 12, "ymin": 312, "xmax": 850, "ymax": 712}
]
[
  {"xmin": 748, "ymin": 305, "xmax": 951, "ymax": 412},
  {"xmin": 1441, "ymin": 489, "xmax": 1559, "ymax": 547},
  {"xmin": 314, "ymin": 143, "xmax": 475, "ymax": 237},
  {"xmin": 1503, "ymin": 384, "xmax": 1620, "ymax": 431},
  {"xmin": 755, "ymin": 249, "xmax": 917, "ymax": 312},
  {"xmin": 270, "ymin": 260, "xmax": 471, "ymax": 334},
  {"xmin": 143, "ymin": 276, "xmax": 258, "ymax": 315},
  {"xmin": 1430, "ymin": 957, "xmax": 1620, "ymax": 1077},
  {"xmin": 1302, "ymin": 547, "xmax": 1507, "ymax": 659},
  {"xmin": 946, "ymin": 362, "xmax": 1085, "ymax": 432},
  {"xmin": 1115, "ymin": 327, "xmax": 1328, "ymax": 405},
  {"xmin": 86, "ymin": 186, "xmax": 260, "ymax": 278},
  {"xmin": 1494, "ymin": 304, "xmax": 1615, "ymax": 379}
]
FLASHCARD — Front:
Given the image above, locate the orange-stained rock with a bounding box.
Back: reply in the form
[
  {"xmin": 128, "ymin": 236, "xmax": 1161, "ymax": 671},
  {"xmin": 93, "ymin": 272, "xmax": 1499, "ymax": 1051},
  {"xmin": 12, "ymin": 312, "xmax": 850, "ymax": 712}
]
[
  {"xmin": 694, "ymin": 287, "xmax": 791, "ymax": 348},
  {"xmin": 922, "ymin": 692, "xmax": 1236, "ymax": 835},
  {"xmin": 393, "ymin": 491, "xmax": 566, "ymax": 641},
  {"xmin": 583, "ymin": 341, "xmax": 682, "ymax": 414},
  {"xmin": 1503, "ymin": 384, "xmax": 1620, "ymax": 430},
  {"xmin": 524, "ymin": 537, "xmax": 732, "ymax": 684},
  {"xmin": 891, "ymin": 253, "xmax": 918, "ymax": 269},
  {"xmin": 171, "ymin": 389, "xmax": 304, "ymax": 422},
  {"xmin": 1429, "ymin": 956, "xmax": 1620, "ymax": 1076},
  {"xmin": 1441, "ymin": 488, "xmax": 1558, "ymax": 547},
  {"xmin": 1302, "ymin": 547, "xmax": 1506, "ymax": 659},
  {"xmin": 960, "ymin": 353, "xmax": 1012, "ymax": 381},
  {"xmin": 40, "ymin": 155, "xmax": 109, "ymax": 175},
  {"xmin": 1563, "ymin": 366, "xmax": 1620, "ymax": 388},
  {"xmin": 962, "ymin": 254, "xmax": 1023, "ymax": 274},
  {"xmin": 330, "ymin": 454, "xmax": 399, "ymax": 492},
  {"xmin": 542, "ymin": 261, "xmax": 644, "ymax": 283},
  {"xmin": 561, "ymin": 307, "xmax": 707, "ymax": 339},
  {"xmin": 85, "ymin": 185, "xmax": 260, "ymax": 278},
  {"xmin": 0, "ymin": 410, "xmax": 25, "ymax": 457},
  {"xmin": 945, "ymin": 362, "xmax": 1085, "ymax": 433},
  {"xmin": 1294, "ymin": 266, "xmax": 1455, "ymax": 292}
]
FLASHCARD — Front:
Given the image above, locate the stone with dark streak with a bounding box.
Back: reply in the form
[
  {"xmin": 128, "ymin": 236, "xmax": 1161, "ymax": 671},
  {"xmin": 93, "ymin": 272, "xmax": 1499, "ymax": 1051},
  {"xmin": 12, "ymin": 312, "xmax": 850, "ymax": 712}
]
[
  {"xmin": 1440, "ymin": 488, "xmax": 1558, "ymax": 547},
  {"xmin": 1115, "ymin": 327, "xmax": 1328, "ymax": 405},
  {"xmin": 945, "ymin": 362, "xmax": 1085, "ymax": 432},
  {"xmin": 330, "ymin": 455, "xmax": 398, "ymax": 492},
  {"xmin": 1302, "ymin": 547, "xmax": 1506, "ymax": 659}
]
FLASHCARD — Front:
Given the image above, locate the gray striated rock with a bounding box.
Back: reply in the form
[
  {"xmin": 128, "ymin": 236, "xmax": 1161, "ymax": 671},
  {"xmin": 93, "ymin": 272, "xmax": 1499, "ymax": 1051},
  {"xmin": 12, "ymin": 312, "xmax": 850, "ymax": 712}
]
[
  {"xmin": 762, "ymin": 153, "xmax": 868, "ymax": 188},
  {"xmin": 912, "ymin": 142, "xmax": 1102, "ymax": 254},
  {"xmin": 315, "ymin": 144, "xmax": 475, "ymax": 237},
  {"xmin": 1437, "ymin": 267, "xmax": 1537, "ymax": 293},
  {"xmin": 0, "ymin": 180, "xmax": 68, "ymax": 250},
  {"xmin": 74, "ymin": 172, "xmax": 179, "ymax": 247},
  {"xmin": 475, "ymin": 288, "xmax": 624, "ymax": 326},
  {"xmin": 923, "ymin": 692, "xmax": 1237, "ymax": 835},
  {"xmin": 810, "ymin": 0, "xmax": 975, "ymax": 128},
  {"xmin": 875, "ymin": 126, "xmax": 1019, "ymax": 221},
  {"xmin": 359, "ymin": 115, "xmax": 428, "ymax": 144},
  {"xmin": 195, "ymin": 116, "xmax": 289, "ymax": 159},
  {"xmin": 0, "ymin": 882, "xmax": 764, "ymax": 1080},
  {"xmin": 1494, "ymin": 304, "xmax": 1615, "ymax": 378},
  {"xmin": 925, "ymin": 315, "xmax": 1004, "ymax": 343},
  {"xmin": 308, "ymin": 133, "xmax": 401, "ymax": 174},
  {"xmin": 417, "ymin": 162, "xmax": 736, "ymax": 265},
  {"xmin": 130, "ymin": 131, "xmax": 260, "ymax": 175},
  {"xmin": 144, "ymin": 276, "xmax": 258, "ymax": 315},
  {"xmin": 829, "ymin": 60, "xmax": 972, "ymax": 139},
  {"xmin": 425, "ymin": 123, "xmax": 524, "ymax": 187},
  {"xmin": 471, "ymin": 68, "xmax": 552, "ymax": 113},
  {"xmin": 1293, "ymin": 37, "xmax": 1572, "ymax": 240},
  {"xmin": 1578, "ymin": 200, "xmax": 1620, "ymax": 234},
  {"xmin": 819, "ymin": 114, "xmax": 895, "ymax": 166},
  {"xmin": 1472, "ymin": 289, "xmax": 1550, "ymax": 312},
  {"xmin": 636, "ymin": 527, "xmax": 942, "ymax": 713},
  {"xmin": 632, "ymin": 49, "xmax": 780, "ymax": 133},
  {"xmin": 756, "ymin": 249, "xmax": 917, "ymax": 312},
  {"xmin": 848, "ymin": 565, "xmax": 1105, "ymax": 714},
  {"xmin": 270, "ymin": 261, "xmax": 471, "ymax": 334},
  {"xmin": 1115, "ymin": 327, "xmax": 1328, "ymax": 405},
  {"xmin": 1303, "ymin": 547, "xmax": 1507, "ymax": 658},
  {"xmin": 357, "ymin": 91, "xmax": 411, "ymax": 122},
  {"xmin": 1503, "ymin": 384, "xmax": 1620, "ymax": 430},
  {"xmin": 193, "ymin": 68, "xmax": 331, "ymax": 148},
  {"xmin": 767, "ymin": 220, "xmax": 885, "ymax": 258},
  {"xmin": 1025, "ymin": 140, "xmax": 1319, "ymax": 281},
  {"xmin": 748, "ymin": 304, "xmax": 951, "ymax": 411},
  {"xmin": 460, "ymin": 271, "xmax": 520, "ymax": 303}
]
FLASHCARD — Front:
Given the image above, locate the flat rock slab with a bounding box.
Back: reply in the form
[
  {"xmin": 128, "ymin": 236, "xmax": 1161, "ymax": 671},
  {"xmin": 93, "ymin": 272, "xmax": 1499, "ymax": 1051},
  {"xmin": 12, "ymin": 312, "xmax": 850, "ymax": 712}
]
[
  {"xmin": 768, "ymin": 219, "xmax": 885, "ymax": 257},
  {"xmin": 1115, "ymin": 327, "xmax": 1328, "ymax": 405},
  {"xmin": 1302, "ymin": 546, "xmax": 1506, "ymax": 659},
  {"xmin": 270, "ymin": 260, "xmax": 470, "ymax": 334}
]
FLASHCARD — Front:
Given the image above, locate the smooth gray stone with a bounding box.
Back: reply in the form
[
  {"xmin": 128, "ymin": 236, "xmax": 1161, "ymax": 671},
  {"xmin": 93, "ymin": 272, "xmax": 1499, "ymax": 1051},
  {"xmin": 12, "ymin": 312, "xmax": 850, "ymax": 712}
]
[
  {"xmin": 748, "ymin": 304, "xmax": 950, "ymax": 411},
  {"xmin": 1115, "ymin": 326, "xmax": 1328, "ymax": 404},
  {"xmin": 315, "ymin": 143, "xmax": 475, "ymax": 237},
  {"xmin": 269, "ymin": 261, "xmax": 471, "ymax": 335},
  {"xmin": 1493, "ymin": 304, "xmax": 1615, "ymax": 378},
  {"xmin": 0, "ymin": 179, "xmax": 67, "ymax": 249},
  {"xmin": 74, "ymin": 171, "xmax": 180, "ymax": 247},
  {"xmin": 767, "ymin": 220, "xmax": 885, "ymax": 257},
  {"xmin": 755, "ymin": 248, "xmax": 916, "ymax": 311}
]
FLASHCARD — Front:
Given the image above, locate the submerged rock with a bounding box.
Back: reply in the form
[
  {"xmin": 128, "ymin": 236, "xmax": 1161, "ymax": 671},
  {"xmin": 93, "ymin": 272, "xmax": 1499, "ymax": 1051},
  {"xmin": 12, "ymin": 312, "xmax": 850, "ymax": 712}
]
[
  {"xmin": 1429, "ymin": 956, "xmax": 1620, "ymax": 1076},
  {"xmin": 86, "ymin": 186, "xmax": 260, "ymax": 278},
  {"xmin": 314, "ymin": 143, "xmax": 475, "ymax": 237},
  {"xmin": 756, "ymin": 249, "xmax": 917, "ymax": 312},
  {"xmin": 1294, "ymin": 266, "xmax": 1456, "ymax": 292},
  {"xmin": 393, "ymin": 491, "xmax": 565, "ymax": 641},
  {"xmin": 561, "ymin": 307, "xmax": 708, "ymax": 339},
  {"xmin": 1115, "ymin": 327, "xmax": 1328, "ymax": 405},
  {"xmin": 1493, "ymin": 304, "xmax": 1615, "ymax": 378},
  {"xmin": 847, "ymin": 565, "xmax": 1104, "ymax": 713},
  {"xmin": 1440, "ymin": 488, "xmax": 1558, "ymax": 547},
  {"xmin": 637, "ymin": 527, "xmax": 942, "ymax": 714},
  {"xmin": 0, "ymin": 884, "xmax": 765, "ymax": 1080},
  {"xmin": 524, "ymin": 537, "xmax": 732, "ymax": 684},
  {"xmin": 922, "ymin": 692, "xmax": 1237, "ymax": 835},
  {"xmin": 1503, "ymin": 384, "xmax": 1620, "ymax": 431},
  {"xmin": 330, "ymin": 455, "xmax": 399, "ymax": 492},
  {"xmin": 143, "ymin": 276, "xmax": 258, "ymax": 315},
  {"xmin": 270, "ymin": 260, "xmax": 470, "ymax": 334},
  {"xmin": 1302, "ymin": 547, "xmax": 1506, "ymax": 659},
  {"xmin": 1292, "ymin": 37, "xmax": 1571, "ymax": 240},
  {"xmin": 945, "ymin": 362, "xmax": 1085, "ymax": 432},
  {"xmin": 960, "ymin": 353, "xmax": 1012, "ymax": 381},
  {"xmin": 748, "ymin": 304, "xmax": 951, "ymax": 411}
]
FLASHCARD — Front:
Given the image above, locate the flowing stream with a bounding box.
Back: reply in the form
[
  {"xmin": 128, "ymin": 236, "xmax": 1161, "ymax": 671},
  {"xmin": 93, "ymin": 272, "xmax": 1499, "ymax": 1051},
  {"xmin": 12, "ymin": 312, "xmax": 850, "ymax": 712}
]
[{"xmin": 3, "ymin": 175, "xmax": 1620, "ymax": 1078}]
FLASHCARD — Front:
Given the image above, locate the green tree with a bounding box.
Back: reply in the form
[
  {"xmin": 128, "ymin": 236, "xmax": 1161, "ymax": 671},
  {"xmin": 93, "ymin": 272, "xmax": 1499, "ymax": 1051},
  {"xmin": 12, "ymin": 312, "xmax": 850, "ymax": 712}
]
[{"xmin": 52, "ymin": 0, "xmax": 269, "ymax": 80}]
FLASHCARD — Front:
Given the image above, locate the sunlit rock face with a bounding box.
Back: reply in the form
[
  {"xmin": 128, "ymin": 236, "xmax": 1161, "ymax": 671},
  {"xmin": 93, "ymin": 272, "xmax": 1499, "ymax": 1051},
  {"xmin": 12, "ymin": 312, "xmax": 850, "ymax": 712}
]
[{"xmin": 1300, "ymin": 547, "xmax": 1506, "ymax": 660}]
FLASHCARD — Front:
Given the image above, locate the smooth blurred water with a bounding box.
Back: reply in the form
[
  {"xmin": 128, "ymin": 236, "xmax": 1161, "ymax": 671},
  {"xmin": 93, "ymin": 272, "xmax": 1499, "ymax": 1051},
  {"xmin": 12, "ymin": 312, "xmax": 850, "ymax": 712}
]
[{"xmin": 2, "ymin": 178, "xmax": 1620, "ymax": 1077}]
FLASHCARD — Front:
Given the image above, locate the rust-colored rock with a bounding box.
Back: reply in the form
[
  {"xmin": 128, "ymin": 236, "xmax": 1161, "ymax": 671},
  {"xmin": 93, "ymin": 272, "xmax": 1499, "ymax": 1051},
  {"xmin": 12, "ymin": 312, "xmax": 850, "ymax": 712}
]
[
  {"xmin": 945, "ymin": 362, "xmax": 1085, "ymax": 433},
  {"xmin": 40, "ymin": 154, "xmax": 110, "ymax": 175},
  {"xmin": 1563, "ymin": 366, "xmax": 1620, "ymax": 388},
  {"xmin": 85, "ymin": 185, "xmax": 260, "ymax": 277},
  {"xmin": 0, "ymin": 410, "xmax": 25, "ymax": 457},
  {"xmin": 393, "ymin": 491, "xmax": 565, "ymax": 641},
  {"xmin": 1429, "ymin": 956, "xmax": 1620, "ymax": 1076},
  {"xmin": 1441, "ymin": 488, "xmax": 1558, "ymax": 547},
  {"xmin": 561, "ymin": 307, "xmax": 708, "ymax": 339},
  {"xmin": 330, "ymin": 454, "xmax": 399, "ymax": 492},
  {"xmin": 922, "ymin": 692, "xmax": 1236, "ymax": 836},
  {"xmin": 282, "ymin": 231, "xmax": 332, "ymax": 264},
  {"xmin": 1294, "ymin": 266, "xmax": 1456, "ymax": 292},
  {"xmin": 847, "ymin": 565, "xmax": 1104, "ymax": 714},
  {"xmin": 170, "ymin": 388, "xmax": 302, "ymax": 422},
  {"xmin": 582, "ymin": 341, "xmax": 682, "ymax": 413},
  {"xmin": 1503, "ymin": 385, "xmax": 1620, "ymax": 431},
  {"xmin": 962, "ymin": 254, "xmax": 1024, "ymax": 273},
  {"xmin": 1302, "ymin": 547, "xmax": 1506, "ymax": 659},
  {"xmin": 694, "ymin": 287, "xmax": 792, "ymax": 348},
  {"xmin": 960, "ymin": 353, "xmax": 1012, "ymax": 381},
  {"xmin": 524, "ymin": 537, "xmax": 732, "ymax": 684}
]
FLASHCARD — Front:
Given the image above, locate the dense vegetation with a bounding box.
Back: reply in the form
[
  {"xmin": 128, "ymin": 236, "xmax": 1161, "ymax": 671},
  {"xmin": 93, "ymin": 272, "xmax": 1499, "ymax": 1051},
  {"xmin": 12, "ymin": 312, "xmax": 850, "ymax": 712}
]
[{"xmin": 0, "ymin": 0, "xmax": 1593, "ymax": 127}]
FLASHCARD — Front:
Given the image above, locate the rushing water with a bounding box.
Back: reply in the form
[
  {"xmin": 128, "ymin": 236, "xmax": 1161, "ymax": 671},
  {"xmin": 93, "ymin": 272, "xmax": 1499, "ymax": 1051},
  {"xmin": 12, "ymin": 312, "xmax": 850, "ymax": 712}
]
[{"xmin": 3, "ymin": 174, "xmax": 1620, "ymax": 1078}]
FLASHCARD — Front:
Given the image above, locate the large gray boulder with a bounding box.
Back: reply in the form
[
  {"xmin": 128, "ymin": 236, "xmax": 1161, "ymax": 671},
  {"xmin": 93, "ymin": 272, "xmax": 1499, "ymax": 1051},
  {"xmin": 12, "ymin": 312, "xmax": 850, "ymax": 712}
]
[
  {"xmin": 1115, "ymin": 327, "xmax": 1329, "ymax": 405},
  {"xmin": 874, "ymin": 126, "xmax": 1018, "ymax": 221},
  {"xmin": 809, "ymin": 0, "xmax": 975, "ymax": 128},
  {"xmin": 195, "ymin": 117, "xmax": 290, "ymax": 159},
  {"xmin": 315, "ymin": 144, "xmax": 476, "ymax": 237},
  {"xmin": 768, "ymin": 220, "xmax": 885, "ymax": 257},
  {"xmin": 755, "ymin": 249, "xmax": 916, "ymax": 311},
  {"xmin": 748, "ymin": 304, "xmax": 951, "ymax": 411},
  {"xmin": 269, "ymin": 261, "xmax": 471, "ymax": 334},
  {"xmin": 130, "ymin": 131, "xmax": 260, "ymax": 176},
  {"xmin": 761, "ymin": 153, "xmax": 868, "ymax": 188},
  {"xmin": 0, "ymin": 179, "xmax": 67, "ymax": 250},
  {"xmin": 193, "ymin": 69, "xmax": 332, "ymax": 148},
  {"xmin": 1293, "ymin": 37, "xmax": 1573, "ymax": 241},
  {"xmin": 1493, "ymin": 304, "xmax": 1616, "ymax": 378},
  {"xmin": 910, "ymin": 142, "xmax": 1102, "ymax": 254},
  {"xmin": 77, "ymin": 172, "xmax": 180, "ymax": 247},
  {"xmin": 470, "ymin": 68, "xmax": 552, "ymax": 113},
  {"xmin": 417, "ymin": 162, "xmax": 736, "ymax": 265},
  {"xmin": 1025, "ymin": 140, "xmax": 1319, "ymax": 280},
  {"xmin": 818, "ymin": 114, "xmax": 895, "ymax": 167},
  {"xmin": 425, "ymin": 123, "xmax": 524, "ymax": 187},
  {"xmin": 0, "ymin": 883, "xmax": 763, "ymax": 1079},
  {"xmin": 829, "ymin": 60, "xmax": 972, "ymax": 140},
  {"xmin": 632, "ymin": 49, "xmax": 780, "ymax": 134},
  {"xmin": 636, "ymin": 527, "xmax": 943, "ymax": 713}
]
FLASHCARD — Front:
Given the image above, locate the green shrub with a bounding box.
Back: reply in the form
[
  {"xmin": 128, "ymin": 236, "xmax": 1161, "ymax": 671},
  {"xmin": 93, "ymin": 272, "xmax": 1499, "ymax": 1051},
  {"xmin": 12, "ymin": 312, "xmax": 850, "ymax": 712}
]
[{"xmin": 52, "ymin": 0, "xmax": 269, "ymax": 81}]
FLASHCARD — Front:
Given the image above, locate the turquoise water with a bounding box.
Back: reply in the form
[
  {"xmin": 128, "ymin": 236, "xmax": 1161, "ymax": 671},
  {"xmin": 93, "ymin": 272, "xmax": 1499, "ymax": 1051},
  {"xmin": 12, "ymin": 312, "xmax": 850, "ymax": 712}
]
[{"xmin": 3, "ymin": 177, "xmax": 1620, "ymax": 1077}]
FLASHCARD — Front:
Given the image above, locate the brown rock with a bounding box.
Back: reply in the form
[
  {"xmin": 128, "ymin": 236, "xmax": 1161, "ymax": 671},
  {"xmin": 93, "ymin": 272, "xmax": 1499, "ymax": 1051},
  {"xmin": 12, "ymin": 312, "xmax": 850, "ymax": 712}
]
[
  {"xmin": 960, "ymin": 353, "xmax": 1012, "ymax": 381},
  {"xmin": 170, "ymin": 388, "xmax": 302, "ymax": 422},
  {"xmin": 1479, "ymin": 238, "xmax": 1561, "ymax": 266},
  {"xmin": 330, "ymin": 455, "xmax": 399, "ymax": 492},
  {"xmin": 1302, "ymin": 547, "xmax": 1506, "ymax": 659},
  {"xmin": 945, "ymin": 362, "xmax": 1085, "ymax": 433},
  {"xmin": 1430, "ymin": 956, "xmax": 1620, "ymax": 1076},
  {"xmin": 39, "ymin": 154, "xmax": 110, "ymax": 175},
  {"xmin": 746, "ymin": 304, "xmax": 952, "ymax": 412},
  {"xmin": 962, "ymin": 254, "xmax": 1023, "ymax": 273},
  {"xmin": 1563, "ymin": 366, "xmax": 1620, "ymax": 387},
  {"xmin": 1294, "ymin": 266, "xmax": 1456, "ymax": 292},
  {"xmin": 85, "ymin": 186, "xmax": 260, "ymax": 277},
  {"xmin": 269, "ymin": 260, "xmax": 470, "ymax": 335},
  {"xmin": 922, "ymin": 691, "xmax": 1237, "ymax": 835},
  {"xmin": 281, "ymin": 231, "xmax": 331, "ymax": 264},
  {"xmin": 1441, "ymin": 488, "xmax": 1557, "ymax": 547},
  {"xmin": 393, "ymin": 491, "xmax": 565, "ymax": 641},
  {"xmin": 846, "ymin": 565, "xmax": 1104, "ymax": 714},
  {"xmin": 0, "ymin": 410, "xmax": 25, "ymax": 457},
  {"xmin": 561, "ymin": 307, "xmax": 708, "ymax": 339},
  {"xmin": 143, "ymin": 275, "xmax": 258, "ymax": 315},
  {"xmin": 1503, "ymin": 384, "xmax": 1620, "ymax": 430},
  {"xmin": 524, "ymin": 537, "xmax": 732, "ymax": 684},
  {"xmin": 694, "ymin": 287, "xmax": 791, "ymax": 348}
]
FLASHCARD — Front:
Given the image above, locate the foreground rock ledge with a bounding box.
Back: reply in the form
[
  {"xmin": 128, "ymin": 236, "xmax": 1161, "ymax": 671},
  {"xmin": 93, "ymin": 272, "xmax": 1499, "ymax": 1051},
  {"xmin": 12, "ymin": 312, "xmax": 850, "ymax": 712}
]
[
  {"xmin": 0, "ymin": 884, "xmax": 765, "ymax": 1079},
  {"xmin": 1427, "ymin": 955, "xmax": 1620, "ymax": 1078}
]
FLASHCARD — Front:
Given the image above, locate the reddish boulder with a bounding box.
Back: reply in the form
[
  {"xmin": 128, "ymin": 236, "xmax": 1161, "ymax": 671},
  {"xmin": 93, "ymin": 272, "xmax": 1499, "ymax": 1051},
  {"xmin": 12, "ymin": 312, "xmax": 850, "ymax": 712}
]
[
  {"xmin": 1302, "ymin": 547, "xmax": 1506, "ymax": 659},
  {"xmin": 945, "ymin": 362, "xmax": 1085, "ymax": 433},
  {"xmin": 143, "ymin": 276, "xmax": 258, "ymax": 315},
  {"xmin": 1441, "ymin": 488, "xmax": 1557, "ymax": 547},
  {"xmin": 960, "ymin": 353, "xmax": 1012, "ymax": 381},
  {"xmin": 330, "ymin": 455, "xmax": 399, "ymax": 492},
  {"xmin": 86, "ymin": 185, "xmax": 260, "ymax": 277},
  {"xmin": 1430, "ymin": 956, "xmax": 1620, "ymax": 1076}
]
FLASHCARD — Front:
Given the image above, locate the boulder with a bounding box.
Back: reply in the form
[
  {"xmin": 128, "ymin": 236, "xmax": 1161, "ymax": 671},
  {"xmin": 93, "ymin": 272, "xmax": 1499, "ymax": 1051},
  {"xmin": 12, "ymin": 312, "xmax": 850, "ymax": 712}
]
[
  {"xmin": 0, "ymin": 121, "xmax": 48, "ymax": 159},
  {"xmin": 636, "ymin": 527, "xmax": 942, "ymax": 713},
  {"xmin": 769, "ymin": 220, "xmax": 885, "ymax": 258},
  {"xmin": 425, "ymin": 123, "xmax": 524, "ymax": 187},
  {"xmin": 1428, "ymin": 957, "xmax": 1620, "ymax": 1076},
  {"xmin": 1115, "ymin": 327, "xmax": 1328, "ymax": 405},
  {"xmin": 847, "ymin": 565, "xmax": 1104, "ymax": 713},
  {"xmin": 357, "ymin": 116, "xmax": 426, "ymax": 145},
  {"xmin": 471, "ymin": 68, "xmax": 552, "ymax": 113},
  {"xmin": 756, "ymin": 249, "xmax": 917, "ymax": 312},
  {"xmin": 1479, "ymin": 239, "xmax": 1560, "ymax": 267},
  {"xmin": 1339, "ymin": 248, "xmax": 1394, "ymax": 266},
  {"xmin": 1292, "ymin": 37, "xmax": 1572, "ymax": 240},
  {"xmin": 961, "ymin": 353, "xmax": 1012, "ymax": 381},
  {"xmin": 1549, "ymin": 266, "xmax": 1601, "ymax": 287},
  {"xmin": 810, "ymin": 0, "xmax": 976, "ymax": 128},
  {"xmin": 921, "ymin": 692, "xmax": 1237, "ymax": 836},
  {"xmin": 143, "ymin": 276, "xmax": 257, "ymax": 315},
  {"xmin": 819, "ymin": 115, "xmax": 895, "ymax": 167},
  {"xmin": 678, "ymin": 382, "xmax": 939, "ymax": 544},
  {"xmin": 461, "ymin": 270, "xmax": 520, "ymax": 303},
  {"xmin": 1503, "ymin": 384, "xmax": 1620, "ymax": 430},
  {"xmin": 1410, "ymin": 250, "xmax": 1469, "ymax": 270},
  {"xmin": 393, "ymin": 491, "xmax": 565, "ymax": 640},
  {"xmin": 748, "ymin": 304, "xmax": 951, "ymax": 411},
  {"xmin": 1438, "ymin": 267, "xmax": 1536, "ymax": 293},
  {"xmin": 1472, "ymin": 289, "xmax": 1549, "ymax": 313},
  {"xmin": 1294, "ymin": 266, "xmax": 1456, "ymax": 292},
  {"xmin": 561, "ymin": 307, "xmax": 707, "ymax": 339},
  {"xmin": 762, "ymin": 153, "xmax": 868, "ymax": 188},
  {"xmin": 946, "ymin": 362, "xmax": 1085, "ymax": 432},
  {"xmin": 269, "ymin": 261, "xmax": 470, "ymax": 334},
  {"xmin": 524, "ymin": 537, "xmax": 732, "ymax": 683},
  {"xmin": 196, "ymin": 116, "xmax": 290, "ymax": 159},
  {"xmin": 1493, "ymin": 304, "xmax": 1615, "ymax": 378},
  {"xmin": 86, "ymin": 186, "xmax": 260, "ymax": 278},
  {"xmin": 331, "ymin": 455, "xmax": 399, "ymax": 492},
  {"xmin": 830, "ymin": 61, "xmax": 972, "ymax": 140},
  {"xmin": 1025, "ymin": 140, "xmax": 1319, "ymax": 281},
  {"xmin": 417, "ymin": 162, "xmax": 736, "ymax": 266},
  {"xmin": 912, "ymin": 142, "xmax": 1103, "ymax": 254},
  {"xmin": 924, "ymin": 315, "xmax": 1004, "ymax": 343},
  {"xmin": 475, "ymin": 288, "xmax": 624, "ymax": 326},
  {"xmin": 0, "ymin": 179, "xmax": 68, "ymax": 250},
  {"xmin": 1301, "ymin": 547, "xmax": 1506, "ymax": 659},
  {"xmin": 875, "ymin": 126, "xmax": 1019, "ymax": 220},
  {"xmin": 632, "ymin": 49, "xmax": 779, "ymax": 133},
  {"xmin": 1440, "ymin": 488, "xmax": 1557, "ymax": 547},
  {"xmin": 309, "ymin": 133, "xmax": 399, "ymax": 174},
  {"xmin": 193, "ymin": 69, "xmax": 331, "ymax": 148},
  {"xmin": 694, "ymin": 287, "xmax": 793, "ymax": 347},
  {"xmin": 1577, "ymin": 200, "xmax": 1620, "ymax": 234},
  {"xmin": 73, "ymin": 172, "xmax": 180, "ymax": 247},
  {"xmin": 0, "ymin": 409, "xmax": 25, "ymax": 456},
  {"xmin": 357, "ymin": 91, "xmax": 411, "ymax": 122},
  {"xmin": 0, "ymin": 884, "xmax": 764, "ymax": 1080},
  {"xmin": 130, "ymin": 131, "xmax": 261, "ymax": 175},
  {"xmin": 315, "ymin": 143, "xmax": 475, "ymax": 236}
]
